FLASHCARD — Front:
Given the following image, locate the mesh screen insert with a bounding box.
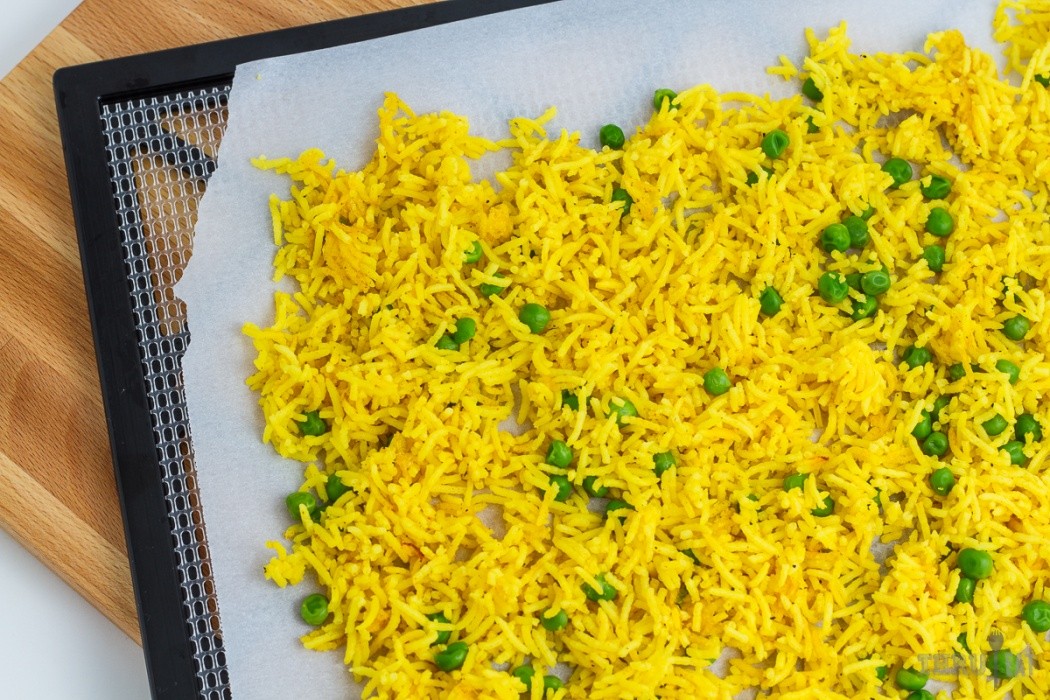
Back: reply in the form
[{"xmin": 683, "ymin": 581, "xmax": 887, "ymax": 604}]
[{"xmin": 100, "ymin": 84, "xmax": 233, "ymax": 700}]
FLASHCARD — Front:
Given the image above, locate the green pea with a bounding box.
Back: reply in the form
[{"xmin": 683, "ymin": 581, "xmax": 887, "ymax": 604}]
[
  {"xmin": 986, "ymin": 649, "xmax": 1022, "ymax": 679},
  {"xmin": 1022, "ymin": 600, "xmax": 1050, "ymax": 633},
  {"xmin": 996, "ymin": 359, "xmax": 1021, "ymax": 384},
  {"xmin": 923, "ymin": 245, "xmax": 946, "ymax": 272},
  {"xmin": 811, "ymin": 494, "xmax": 835, "ymax": 517},
  {"xmin": 806, "ymin": 115, "xmax": 819, "ymax": 134},
  {"xmin": 611, "ymin": 187, "xmax": 633, "ymax": 215},
  {"xmin": 511, "ymin": 665, "xmax": 535, "ymax": 691},
  {"xmin": 608, "ymin": 397, "xmax": 638, "ymax": 425},
  {"xmin": 845, "ymin": 272, "xmax": 863, "ymax": 291},
  {"xmin": 582, "ymin": 573, "xmax": 617, "ymax": 601},
  {"xmin": 957, "ymin": 548, "xmax": 993, "ymax": 580},
  {"xmin": 435, "ymin": 334, "xmax": 459, "ymax": 351},
  {"xmin": 433, "ymin": 641, "xmax": 469, "ymax": 672},
  {"xmin": 759, "ymin": 286, "xmax": 783, "ymax": 316},
  {"xmin": 427, "ymin": 612, "xmax": 452, "ymax": 646},
  {"xmin": 947, "ymin": 363, "xmax": 966, "ymax": 382},
  {"xmin": 1002, "ymin": 315, "xmax": 1031, "ymax": 341},
  {"xmin": 957, "ymin": 633, "xmax": 970, "ymax": 653},
  {"xmin": 873, "ymin": 487, "xmax": 883, "ymax": 509},
  {"xmin": 921, "ymin": 431, "xmax": 949, "ymax": 457},
  {"xmin": 541, "ymin": 680, "xmax": 567, "ymax": 696},
  {"xmin": 882, "ymin": 158, "xmax": 912, "ymax": 188},
  {"xmin": 843, "ymin": 216, "xmax": 869, "ymax": 249},
  {"xmin": 299, "ymin": 410, "xmax": 328, "ymax": 436},
  {"xmin": 802, "ymin": 76, "xmax": 824, "ymax": 101},
  {"xmin": 925, "ymin": 207, "xmax": 954, "ymax": 237},
  {"xmin": 930, "ymin": 467, "xmax": 955, "ymax": 496},
  {"xmin": 703, "ymin": 367, "xmax": 732, "ymax": 396},
  {"xmin": 451, "ymin": 318, "xmax": 477, "ymax": 345},
  {"xmin": 540, "ymin": 608, "xmax": 568, "ymax": 631},
  {"xmin": 543, "ymin": 675, "xmax": 563, "ymax": 694},
  {"xmin": 745, "ymin": 166, "xmax": 775, "ymax": 186},
  {"xmin": 519, "ymin": 303, "xmax": 551, "ymax": 334},
  {"xmin": 548, "ymin": 474, "xmax": 573, "ymax": 502},
  {"xmin": 902, "ymin": 345, "xmax": 933, "ymax": 369},
  {"xmin": 286, "ymin": 491, "xmax": 320, "ymax": 522},
  {"xmin": 582, "ymin": 476, "xmax": 609, "ymax": 498},
  {"xmin": 955, "ymin": 576, "xmax": 976, "ymax": 603},
  {"xmin": 546, "ymin": 440, "xmax": 573, "ymax": 468},
  {"xmin": 561, "ymin": 390, "xmax": 580, "ymax": 411},
  {"xmin": 605, "ymin": 499, "xmax": 634, "ymax": 522},
  {"xmin": 895, "ymin": 667, "xmax": 928, "ymax": 691},
  {"xmin": 820, "ymin": 223, "xmax": 851, "ymax": 253},
  {"xmin": 921, "ymin": 174, "xmax": 952, "ymax": 200},
  {"xmin": 783, "ymin": 473, "xmax": 809, "ymax": 491},
  {"xmin": 463, "ymin": 240, "xmax": 483, "ymax": 264},
  {"xmin": 861, "ymin": 269, "xmax": 891, "ymax": 296},
  {"xmin": 860, "ymin": 204, "xmax": 875, "ymax": 220},
  {"xmin": 907, "ymin": 691, "xmax": 935, "ymax": 700},
  {"xmin": 478, "ymin": 272, "xmax": 507, "ymax": 297},
  {"xmin": 1037, "ymin": 74, "xmax": 1050, "ymax": 87},
  {"xmin": 875, "ymin": 664, "xmax": 889, "ymax": 681},
  {"xmin": 931, "ymin": 395, "xmax": 951, "ymax": 423},
  {"xmin": 681, "ymin": 548, "xmax": 702, "ymax": 565},
  {"xmin": 982, "ymin": 414, "xmax": 1009, "ymax": 437},
  {"xmin": 325, "ymin": 473, "xmax": 350, "ymax": 503},
  {"xmin": 1016, "ymin": 413, "xmax": 1043, "ymax": 442},
  {"xmin": 850, "ymin": 294, "xmax": 878, "ymax": 321},
  {"xmin": 300, "ymin": 593, "xmax": 329, "ymax": 626},
  {"xmin": 762, "ymin": 129, "xmax": 790, "ymax": 159},
  {"xmin": 912, "ymin": 411, "xmax": 933, "ymax": 440},
  {"xmin": 653, "ymin": 88, "xmax": 679, "ymax": 111},
  {"xmin": 1002, "ymin": 440, "xmax": 1027, "ymax": 466},
  {"xmin": 818, "ymin": 272, "xmax": 849, "ymax": 304},
  {"xmin": 653, "ymin": 451, "xmax": 677, "ymax": 477},
  {"xmin": 599, "ymin": 123, "xmax": 626, "ymax": 149}
]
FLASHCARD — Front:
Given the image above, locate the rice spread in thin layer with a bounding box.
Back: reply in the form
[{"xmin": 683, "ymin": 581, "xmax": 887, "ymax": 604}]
[{"xmin": 247, "ymin": 6, "xmax": 1050, "ymax": 698}]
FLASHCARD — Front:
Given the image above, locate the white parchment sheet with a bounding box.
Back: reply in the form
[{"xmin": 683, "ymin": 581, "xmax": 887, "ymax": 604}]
[{"xmin": 178, "ymin": 2, "xmax": 1001, "ymax": 696}]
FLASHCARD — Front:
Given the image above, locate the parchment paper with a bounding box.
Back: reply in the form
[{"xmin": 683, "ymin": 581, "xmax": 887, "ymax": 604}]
[{"xmin": 178, "ymin": 2, "xmax": 1002, "ymax": 696}]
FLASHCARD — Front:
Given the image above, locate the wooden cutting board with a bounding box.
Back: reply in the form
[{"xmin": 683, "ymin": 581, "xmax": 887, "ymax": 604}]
[{"xmin": 0, "ymin": 0, "xmax": 432, "ymax": 644}]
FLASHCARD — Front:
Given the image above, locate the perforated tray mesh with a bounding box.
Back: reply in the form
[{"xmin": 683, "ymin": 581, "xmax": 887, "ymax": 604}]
[{"xmin": 100, "ymin": 85, "xmax": 233, "ymax": 700}]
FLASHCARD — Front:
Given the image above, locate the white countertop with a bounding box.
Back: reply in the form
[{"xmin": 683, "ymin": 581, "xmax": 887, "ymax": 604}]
[{"xmin": 0, "ymin": 0, "xmax": 152, "ymax": 697}]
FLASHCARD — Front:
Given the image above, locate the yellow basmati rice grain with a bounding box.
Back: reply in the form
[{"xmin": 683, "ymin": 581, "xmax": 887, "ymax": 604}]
[{"xmin": 246, "ymin": 4, "xmax": 1050, "ymax": 698}]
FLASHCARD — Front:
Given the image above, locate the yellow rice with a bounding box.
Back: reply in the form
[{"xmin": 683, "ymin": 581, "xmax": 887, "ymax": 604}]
[{"xmin": 247, "ymin": 7, "xmax": 1050, "ymax": 699}]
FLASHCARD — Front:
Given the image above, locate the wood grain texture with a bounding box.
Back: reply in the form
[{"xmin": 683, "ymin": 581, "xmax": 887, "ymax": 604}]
[{"xmin": 0, "ymin": 0, "xmax": 431, "ymax": 643}]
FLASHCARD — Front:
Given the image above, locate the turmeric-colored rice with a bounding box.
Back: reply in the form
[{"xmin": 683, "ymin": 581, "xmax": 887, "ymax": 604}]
[{"xmin": 246, "ymin": 7, "xmax": 1050, "ymax": 698}]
